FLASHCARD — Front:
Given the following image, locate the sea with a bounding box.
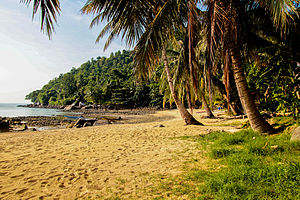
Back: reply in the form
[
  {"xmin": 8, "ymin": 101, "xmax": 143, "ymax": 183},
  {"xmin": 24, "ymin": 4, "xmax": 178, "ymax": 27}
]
[{"xmin": 0, "ymin": 103, "xmax": 71, "ymax": 117}]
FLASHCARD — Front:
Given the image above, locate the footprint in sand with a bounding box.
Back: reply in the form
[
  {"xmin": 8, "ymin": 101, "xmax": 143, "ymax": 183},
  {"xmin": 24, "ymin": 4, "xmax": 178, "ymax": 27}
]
[
  {"xmin": 10, "ymin": 174, "xmax": 25, "ymax": 178},
  {"xmin": 15, "ymin": 188, "xmax": 28, "ymax": 195},
  {"xmin": 0, "ymin": 172, "xmax": 8, "ymax": 176},
  {"xmin": 39, "ymin": 161, "xmax": 49, "ymax": 165},
  {"xmin": 40, "ymin": 181, "xmax": 48, "ymax": 187}
]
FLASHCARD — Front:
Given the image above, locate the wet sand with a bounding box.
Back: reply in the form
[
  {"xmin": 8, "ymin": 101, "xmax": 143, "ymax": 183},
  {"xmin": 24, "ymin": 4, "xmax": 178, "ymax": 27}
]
[{"xmin": 0, "ymin": 110, "xmax": 244, "ymax": 199}]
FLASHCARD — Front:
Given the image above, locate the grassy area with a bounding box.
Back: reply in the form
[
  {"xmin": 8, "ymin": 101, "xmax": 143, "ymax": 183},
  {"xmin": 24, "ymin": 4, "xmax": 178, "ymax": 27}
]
[{"xmin": 150, "ymin": 128, "xmax": 300, "ymax": 199}]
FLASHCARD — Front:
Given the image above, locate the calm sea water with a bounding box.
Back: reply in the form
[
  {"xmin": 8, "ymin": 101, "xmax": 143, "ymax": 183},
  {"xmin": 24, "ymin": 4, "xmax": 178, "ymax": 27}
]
[{"xmin": 0, "ymin": 103, "xmax": 71, "ymax": 117}]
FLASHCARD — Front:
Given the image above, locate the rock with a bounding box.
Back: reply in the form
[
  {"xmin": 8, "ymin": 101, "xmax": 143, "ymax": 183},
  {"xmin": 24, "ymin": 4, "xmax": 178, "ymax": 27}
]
[
  {"xmin": 78, "ymin": 102, "xmax": 86, "ymax": 108},
  {"xmin": 67, "ymin": 122, "xmax": 75, "ymax": 128},
  {"xmin": 64, "ymin": 102, "xmax": 77, "ymax": 111},
  {"xmin": 81, "ymin": 105, "xmax": 93, "ymax": 110},
  {"xmin": 291, "ymin": 127, "xmax": 300, "ymax": 141},
  {"xmin": 72, "ymin": 118, "xmax": 97, "ymax": 128},
  {"xmin": 0, "ymin": 119, "xmax": 10, "ymax": 132},
  {"xmin": 154, "ymin": 124, "xmax": 165, "ymax": 128}
]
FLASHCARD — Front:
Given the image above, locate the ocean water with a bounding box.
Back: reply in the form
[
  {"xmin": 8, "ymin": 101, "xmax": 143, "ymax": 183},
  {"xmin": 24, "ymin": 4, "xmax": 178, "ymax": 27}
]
[{"xmin": 0, "ymin": 103, "xmax": 71, "ymax": 117}]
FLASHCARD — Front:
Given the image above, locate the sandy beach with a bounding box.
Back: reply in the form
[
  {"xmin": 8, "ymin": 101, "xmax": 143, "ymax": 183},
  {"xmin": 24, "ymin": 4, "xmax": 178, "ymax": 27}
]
[{"xmin": 0, "ymin": 110, "xmax": 244, "ymax": 199}]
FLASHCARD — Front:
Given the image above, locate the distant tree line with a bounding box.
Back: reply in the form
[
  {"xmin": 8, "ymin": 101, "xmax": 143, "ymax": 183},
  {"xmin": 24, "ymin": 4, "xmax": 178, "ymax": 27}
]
[{"xmin": 25, "ymin": 50, "xmax": 164, "ymax": 108}]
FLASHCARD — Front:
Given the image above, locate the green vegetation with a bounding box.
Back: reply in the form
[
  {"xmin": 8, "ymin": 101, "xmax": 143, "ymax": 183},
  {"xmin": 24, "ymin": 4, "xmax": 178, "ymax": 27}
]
[
  {"xmin": 151, "ymin": 126, "xmax": 300, "ymax": 199},
  {"xmin": 25, "ymin": 50, "xmax": 163, "ymax": 108},
  {"xmin": 19, "ymin": 1, "xmax": 300, "ymax": 198},
  {"xmin": 23, "ymin": 0, "xmax": 299, "ymax": 131}
]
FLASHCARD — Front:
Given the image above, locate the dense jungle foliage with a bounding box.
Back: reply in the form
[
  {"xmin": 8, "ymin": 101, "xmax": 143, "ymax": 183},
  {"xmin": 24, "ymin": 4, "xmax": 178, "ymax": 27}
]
[{"xmin": 25, "ymin": 50, "xmax": 163, "ymax": 108}]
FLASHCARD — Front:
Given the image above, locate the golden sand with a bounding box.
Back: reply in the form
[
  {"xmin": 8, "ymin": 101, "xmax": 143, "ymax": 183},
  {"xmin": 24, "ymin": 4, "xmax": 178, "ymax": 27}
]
[{"xmin": 0, "ymin": 110, "xmax": 243, "ymax": 199}]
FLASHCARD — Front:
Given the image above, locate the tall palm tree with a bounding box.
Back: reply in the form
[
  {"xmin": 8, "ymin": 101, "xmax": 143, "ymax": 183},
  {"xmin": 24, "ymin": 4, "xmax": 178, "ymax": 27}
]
[
  {"xmin": 206, "ymin": 0, "xmax": 298, "ymax": 134},
  {"xmin": 129, "ymin": 0, "xmax": 202, "ymax": 125},
  {"xmin": 22, "ymin": 0, "xmax": 202, "ymax": 125},
  {"xmin": 187, "ymin": 0, "xmax": 215, "ymax": 118}
]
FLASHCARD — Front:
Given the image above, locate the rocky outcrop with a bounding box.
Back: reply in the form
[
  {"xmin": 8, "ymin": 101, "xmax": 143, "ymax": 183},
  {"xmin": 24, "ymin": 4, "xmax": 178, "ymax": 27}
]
[
  {"xmin": 71, "ymin": 118, "xmax": 97, "ymax": 128},
  {"xmin": 81, "ymin": 105, "xmax": 93, "ymax": 110},
  {"xmin": 64, "ymin": 102, "xmax": 77, "ymax": 111}
]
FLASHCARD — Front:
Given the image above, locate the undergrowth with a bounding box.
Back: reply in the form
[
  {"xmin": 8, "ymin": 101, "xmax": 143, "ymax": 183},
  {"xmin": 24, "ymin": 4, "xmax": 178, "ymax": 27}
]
[{"xmin": 153, "ymin": 128, "xmax": 300, "ymax": 200}]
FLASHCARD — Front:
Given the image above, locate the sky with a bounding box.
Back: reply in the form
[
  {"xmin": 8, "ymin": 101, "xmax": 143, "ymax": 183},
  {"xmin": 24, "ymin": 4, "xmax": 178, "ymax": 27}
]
[{"xmin": 0, "ymin": 0, "xmax": 126, "ymax": 103}]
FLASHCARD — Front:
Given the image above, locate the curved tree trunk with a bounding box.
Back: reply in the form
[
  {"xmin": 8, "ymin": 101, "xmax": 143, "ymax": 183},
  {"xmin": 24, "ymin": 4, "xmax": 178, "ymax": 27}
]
[
  {"xmin": 200, "ymin": 92, "xmax": 215, "ymax": 118},
  {"xmin": 224, "ymin": 4, "xmax": 274, "ymax": 134},
  {"xmin": 188, "ymin": 0, "xmax": 215, "ymax": 118},
  {"xmin": 211, "ymin": 75, "xmax": 242, "ymax": 115},
  {"xmin": 162, "ymin": 47, "xmax": 203, "ymax": 125},
  {"xmin": 186, "ymin": 84, "xmax": 194, "ymax": 115},
  {"xmin": 229, "ymin": 44, "xmax": 274, "ymax": 134}
]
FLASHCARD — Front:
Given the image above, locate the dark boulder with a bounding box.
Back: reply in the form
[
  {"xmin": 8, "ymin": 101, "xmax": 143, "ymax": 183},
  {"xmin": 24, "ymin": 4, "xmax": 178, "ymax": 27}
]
[{"xmin": 0, "ymin": 118, "xmax": 10, "ymax": 132}]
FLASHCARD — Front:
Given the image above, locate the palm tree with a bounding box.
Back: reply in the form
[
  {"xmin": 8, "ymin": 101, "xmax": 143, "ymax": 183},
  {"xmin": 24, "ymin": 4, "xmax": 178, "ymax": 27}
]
[
  {"xmin": 22, "ymin": 0, "xmax": 202, "ymax": 125},
  {"xmin": 22, "ymin": 0, "xmax": 299, "ymax": 131},
  {"xmin": 206, "ymin": 0, "xmax": 298, "ymax": 133},
  {"xmin": 129, "ymin": 0, "xmax": 202, "ymax": 125},
  {"xmin": 187, "ymin": 0, "xmax": 215, "ymax": 118}
]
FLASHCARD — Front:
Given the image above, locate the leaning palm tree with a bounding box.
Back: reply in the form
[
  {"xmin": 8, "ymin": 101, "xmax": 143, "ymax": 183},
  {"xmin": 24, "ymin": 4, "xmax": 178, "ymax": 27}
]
[
  {"xmin": 187, "ymin": 0, "xmax": 215, "ymax": 118},
  {"xmin": 22, "ymin": 0, "xmax": 202, "ymax": 125},
  {"xmin": 129, "ymin": 0, "xmax": 202, "ymax": 125},
  {"xmin": 206, "ymin": 0, "xmax": 299, "ymax": 133}
]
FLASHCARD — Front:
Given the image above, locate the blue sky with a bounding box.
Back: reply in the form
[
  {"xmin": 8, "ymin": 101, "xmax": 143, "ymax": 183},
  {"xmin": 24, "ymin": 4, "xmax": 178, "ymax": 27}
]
[{"xmin": 0, "ymin": 0, "xmax": 126, "ymax": 103}]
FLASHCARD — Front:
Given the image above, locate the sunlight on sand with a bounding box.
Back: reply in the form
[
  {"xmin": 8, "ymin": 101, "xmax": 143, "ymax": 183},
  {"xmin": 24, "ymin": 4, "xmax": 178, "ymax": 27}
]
[{"xmin": 0, "ymin": 109, "xmax": 244, "ymax": 199}]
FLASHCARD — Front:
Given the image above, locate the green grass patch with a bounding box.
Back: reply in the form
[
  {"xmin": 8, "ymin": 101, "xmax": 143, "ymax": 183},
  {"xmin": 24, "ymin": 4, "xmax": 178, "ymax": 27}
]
[{"xmin": 154, "ymin": 129, "xmax": 300, "ymax": 199}]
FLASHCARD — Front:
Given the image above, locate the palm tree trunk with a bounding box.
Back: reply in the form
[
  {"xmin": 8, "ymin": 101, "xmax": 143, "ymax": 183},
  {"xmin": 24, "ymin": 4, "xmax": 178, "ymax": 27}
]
[
  {"xmin": 162, "ymin": 47, "xmax": 203, "ymax": 125},
  {"xmin": 188, "ymin": 0, "xmax": 215, "ymax": 118},
  {"xmin": 229, "ymin": 44, "xmax": 274, "ymax": 134},
  {"xmin": 200, "ymin": 92, "xmax": 215, "ymax": 118},
  {"xmin": 211, "ymin": 75, "xmax": 242, "ymax": 115},
  {"xmin": 186, "ymin": 84, "xmax": 194, "ymax": 115}
]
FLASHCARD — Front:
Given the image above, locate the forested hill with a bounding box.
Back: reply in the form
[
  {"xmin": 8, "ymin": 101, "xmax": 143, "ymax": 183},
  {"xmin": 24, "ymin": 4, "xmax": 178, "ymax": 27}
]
[{"xmin": 25, "ymin": 50, "xmax": 163, "ymax": 108}]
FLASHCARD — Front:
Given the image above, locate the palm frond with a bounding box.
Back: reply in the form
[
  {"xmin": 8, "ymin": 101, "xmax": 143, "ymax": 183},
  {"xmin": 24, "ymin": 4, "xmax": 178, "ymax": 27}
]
[
  {"xmin": 257, "ymin": 0, "xmax": 299, "ymax": 33},
  {"xmin": 21, "ymin": 0, "xmax": 60, "ymax": 39},
  {"xmin": 82, "ymin": 0, "xmax": 148, "ymax": 49},
  {"xmin": 133, "ymin": 0, "xmax": 180, "ymax": 80}
]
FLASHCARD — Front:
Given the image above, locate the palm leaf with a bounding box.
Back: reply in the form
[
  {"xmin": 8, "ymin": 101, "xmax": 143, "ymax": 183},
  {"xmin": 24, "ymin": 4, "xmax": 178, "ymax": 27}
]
[{"xmin": 21, "ymin": 0, "xmax": 60, "ymax": 39}]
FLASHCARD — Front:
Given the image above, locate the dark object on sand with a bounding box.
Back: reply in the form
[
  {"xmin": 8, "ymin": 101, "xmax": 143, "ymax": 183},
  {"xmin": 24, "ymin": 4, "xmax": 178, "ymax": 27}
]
[
  {"xmin": 154, "ymin": 124, "xmax": 165, "ymax": 127},
  {"xmin": 0, "ymin": 118, "xmax": 10, "ymax": 132},
  {"xmin": 72, "ymin": 118, "xmax": 97, "ymax": 128}
]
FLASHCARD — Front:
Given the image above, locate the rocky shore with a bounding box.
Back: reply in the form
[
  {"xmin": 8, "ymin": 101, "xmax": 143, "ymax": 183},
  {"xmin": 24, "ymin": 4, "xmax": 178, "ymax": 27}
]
[{"xmin": 1, "ymin": 107, "xmax": 158, "ymax": 133}]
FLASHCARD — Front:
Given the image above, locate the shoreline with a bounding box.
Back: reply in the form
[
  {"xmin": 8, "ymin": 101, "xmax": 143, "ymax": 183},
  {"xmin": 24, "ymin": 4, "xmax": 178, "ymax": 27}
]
[{"xmin": 1, "ymin": 108, "xmax": 164, "ymax": 133}]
